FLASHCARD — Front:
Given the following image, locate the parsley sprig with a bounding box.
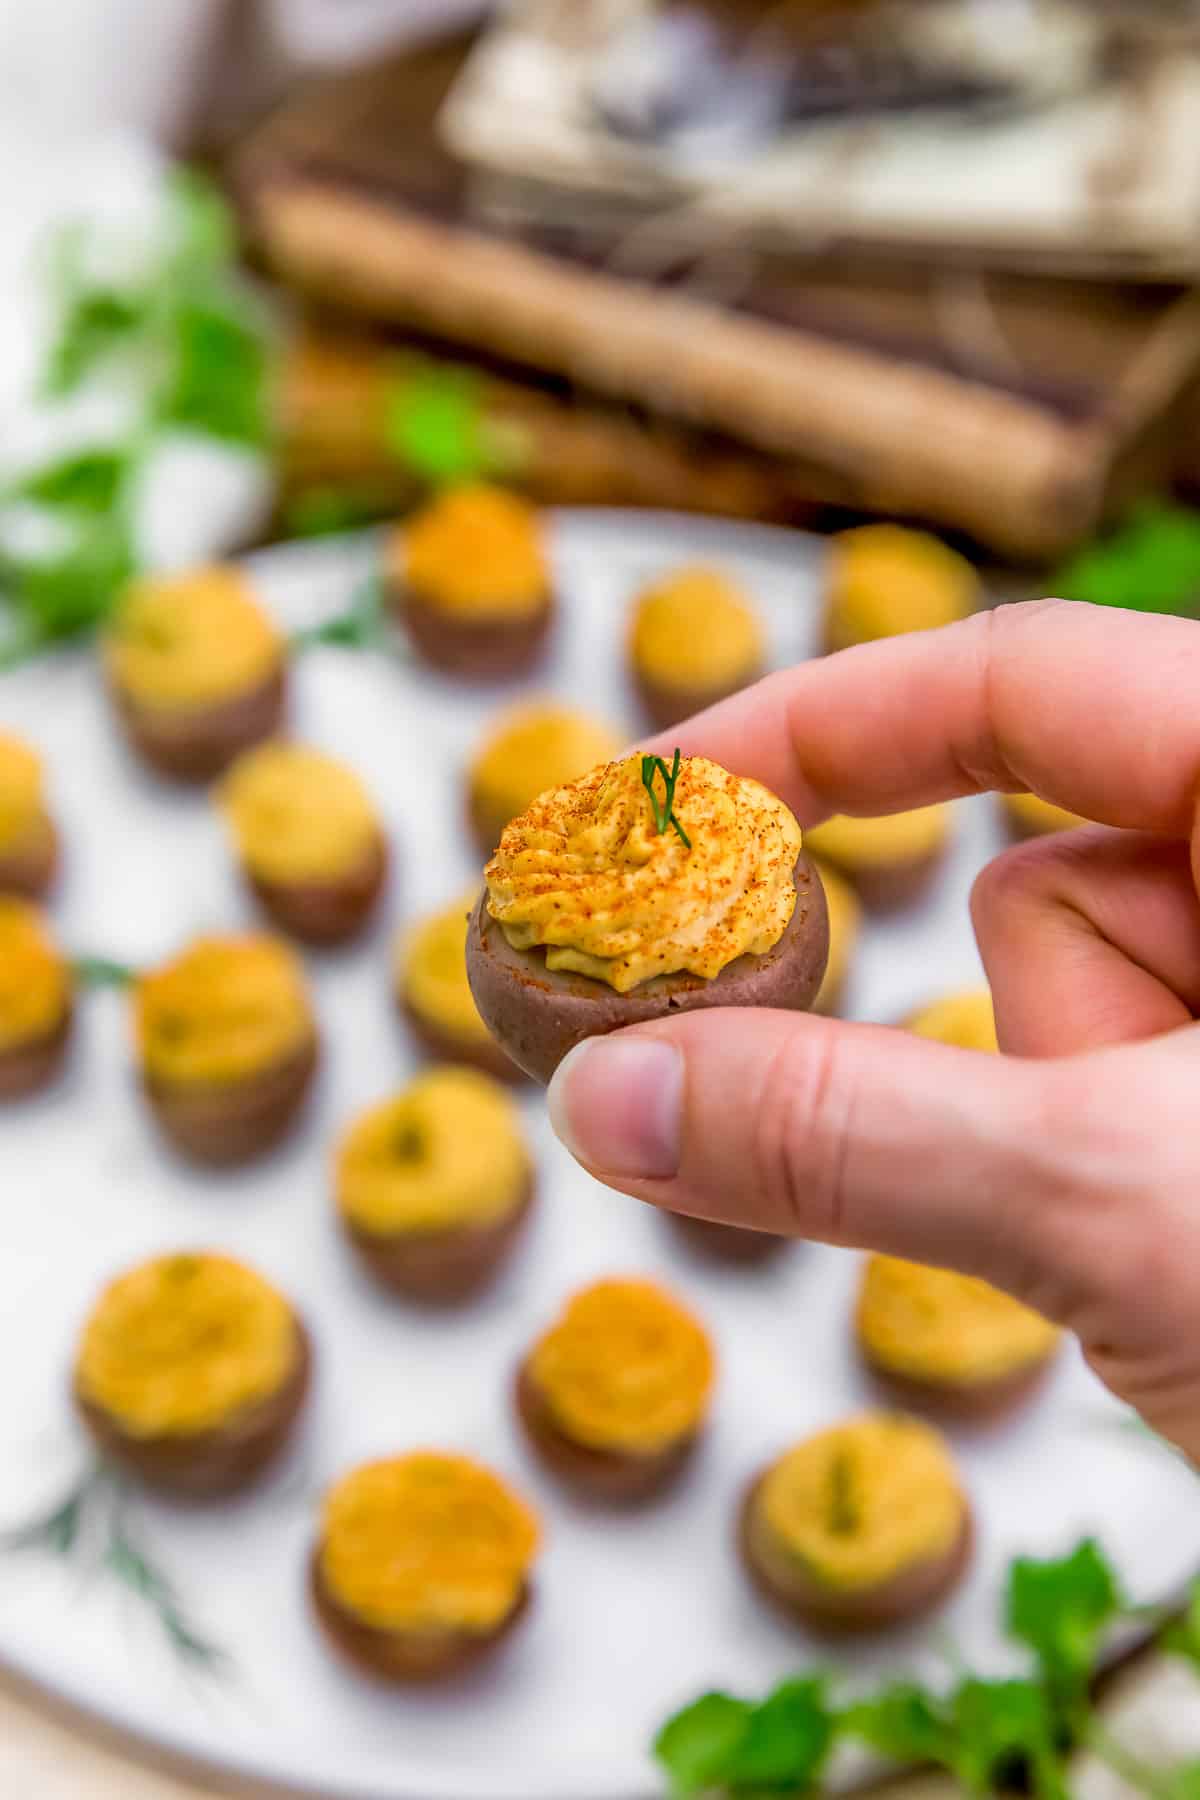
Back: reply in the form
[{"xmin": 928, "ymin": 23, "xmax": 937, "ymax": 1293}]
[
  {"xmin": 0, "ymin": 169, "xmax": 274, "ymax": 668},
  {"xmin": 1053, "ymin": 501, "xmax": 1200, "ymax": 619},
  {"xmin": 656, "ymin": 1537, "xmax": 1199, "ymax": 1798},
  {"xmin": 642, "ymin": 748, "xmax": 692, "ymax": 848}
]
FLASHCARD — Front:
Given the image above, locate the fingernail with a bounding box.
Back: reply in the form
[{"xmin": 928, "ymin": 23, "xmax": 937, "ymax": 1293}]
[{"xmin": 547, "ymin": 1035, "xmax": 683, "ymax": 1179}]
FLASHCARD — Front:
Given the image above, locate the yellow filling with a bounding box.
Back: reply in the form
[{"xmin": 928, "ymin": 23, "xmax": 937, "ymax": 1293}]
[
  {"xmin": 858, "ymin": 1255, "xmax": 1060, "ymax": 1386},
  {"xmin": 136, "ymin": 934, "xmax": 314, "ymax": 1086},
  {"xmin": 0, "ymin": 733, "xmax": 45, "ymax": 855},
  {"xmin": 395, "ymin": 484, "xmax": 549, "ymax": 620},
  {"xmin": 469, "ymin": 703, "xmax": 622, "ymax": 848},
  {"xmin": 529, "ymin": 1278, "xmax": 714, "ymax": 1455},
  {"xmin": 907, "ymin": 988, "xmax": 997, "ymax": 1052},
  {"xmin": 0, "ymin": 899, "xmax": 70, "ymax": 1052},
  {"xmin": 1004, "ymin": 791, "xmax": 1088, "ymax": 837},
  {"xmin": 825, "ymin": 525, "xmax": 979, "ymax": 649},
  {"xmin": 630, "ymin": 566, "xmax": 764, "ymax": 691},
  {"xmin": 319, "ymin": 1452, "xmax": 540, "ymax": 1635},
  {"xmin": 221, "ymin": 742, "xmax": 379, "ymax": 884},
  {"xmin": 105, "ymin": 567, "xmax": 282, "ymax": 709},
  {"xmin": 486, "ymin": 754, "xmax": 802, "ymax": 994},
  {"xmin": 754, "ymin": 1412, "xmax": 965, "ymax": 1592},
  {"xmin": 804, "ymin": 805, "xmax": 951, "ymax": 872},
  {"xmin": 813, "ymin": 859, "xmax": 861, "ymax": 1015},
  {"xmin": 397, "ymin": 897, "xmax": 493, "ymax": 1048},
  {"xmin": 336, "ymin": 1068, "xmax": 530, "ymax": 1237},
  {"xmin": 75, "ymin": 1252, "xmax": 299, "ymax": 1439}
]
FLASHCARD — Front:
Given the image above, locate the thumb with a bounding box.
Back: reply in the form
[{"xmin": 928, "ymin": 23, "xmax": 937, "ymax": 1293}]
[{"xmin": 547, "ymin": 1009, "xmax": 1107, "ymax": 1320}]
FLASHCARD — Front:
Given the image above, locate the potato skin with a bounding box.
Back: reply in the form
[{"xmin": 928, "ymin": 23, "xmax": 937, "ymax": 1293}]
[
  {"xmin": 400, "ymin": 996, "xmax": 527, "ymax": 1086},
  {"xmin": 466, "ymin": 857, "xmax": 828, "ymax": 1085},
  {"xmin": 343, "ymin": 1177, "xmax": 535, "ymax": 1305},
  {"xmin": 0, "ymin": 1003, "xmax": 73, "ymax": 1102},
  {"xmin": 514, "ymin": 1360, "xmax": 700, "ymax": 1504},
  {"xmin": 75, "ymin": 1322, "xmax": 311, "ymax": 1502},
  {"xmin": 859, "ymin": 1340, "xmax": 1060, "ymax": 1426},
  {"xmin": 392, "ymin": 587, "xmax": 555, "ymax": 681},
  {"xmin": 666, "ymin": 1212, "xmax": 790, "ymax": 1266},
  {"xmin": 738, "ymin": 1470, "xmax": 973, "ymax": 1635},
  {"xmin": 310, "ymin": 1547, "xmax": 531, "ymax": 1685},
  {"xmin": 632, "ymin": 664, "xmax": 764, "ymax": 733},
  {"xmin": 246, "ymin": 832, "xmax": 388, "ymax": 948},
  {"xmin": 110, "ymin": 667, "xmax": 287, "ymax": 784},
  {"xmin": 141, "ymin": 1038, "xmax": 318, "ymax": 1166},
  {"xmin": 0, "ymin": 816, "xmax": 60, "ymax": 902}
]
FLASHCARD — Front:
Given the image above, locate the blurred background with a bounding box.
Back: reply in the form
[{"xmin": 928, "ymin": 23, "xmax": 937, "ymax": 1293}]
[{"xmin": 6, "ymin": 0, "xmax": 1200, "ymax": 648}]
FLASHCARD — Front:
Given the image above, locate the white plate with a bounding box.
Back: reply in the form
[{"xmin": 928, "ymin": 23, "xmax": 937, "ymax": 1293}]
[{"xmin": 0, "ymin": 511, "xmax": 1193, "ymax": 1800}]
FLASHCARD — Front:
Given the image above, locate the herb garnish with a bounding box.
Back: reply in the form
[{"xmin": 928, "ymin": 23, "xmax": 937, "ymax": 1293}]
[
  {"xmin": 289, "ymin": 573, "xmax": 387, "ymax": 655},
  {"xmin": 2, "ymin": 1461, "xmax": 229, "ymax": 1677},
  {"xmin": 655, "ymin": 1536, "xmax": 1200, "ymax": 1797},
  {"xmin": 641, "ymin": 748, "xmax": 691, "ymax": 848},
  {"xmin": 72, "ymin": 955, "xmax": 138, "ymax": 990}
]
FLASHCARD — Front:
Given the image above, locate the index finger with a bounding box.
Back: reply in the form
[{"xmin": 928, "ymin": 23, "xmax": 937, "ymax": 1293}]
[{"xmin": 646, "ymin": 598, "xmax": 1200, "ymax": 836}]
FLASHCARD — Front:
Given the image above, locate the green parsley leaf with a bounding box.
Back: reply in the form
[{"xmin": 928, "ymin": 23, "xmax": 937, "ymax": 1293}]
[
  {"xmin": 1006, "ymin": 1540, "xmax": 1122, "ymax": 1721},
  {"xmin": 655, "ymin": 1691, "xmax": 754, "ymax": 1795},
  {"xmin": 72, "ymin": 956, "xmax": 137, "ymax": 989},
  {"xmin": 42, "ymin": 290, "xmax": 146, "ymax": 398},
  {"xmin": 1163, "ymin": 1580, "xmax": 1200, "ymax": 1671},
  {"xmin": 163, "ymin": 167, "xmax": 236, "ymax": 280},
  {"xmin": 843, "ymin": 1682, "xmax": 955, "ymax": 1766},
  {"xmin": 949, "ymin": 1678, "xmax": 1068, "ymax": 1800},
  {"xmin": 289, "ymin": 575, "xmax": 385, "ymax": 654},
  {"xmin": 282, "ymin": 487, "xmax": 390, "ymax": 540},
  {"xmin": 15, "ymin": 449, "xmax": 132, "ymax": 515},
  {"xmin": 156, "ymin": 301, "xmax": 271, "ymax": 449},
  {"xmin": 0, "ymin": 515, "xmax": 137, "ymax": 662},
  {"xmin": 728, "ymin": 1678, "xmax": 834, "ymax": 1794},
  {"xmin": 385, "ymin": 365, "xmax": 490, "ymax": 487},
  {"xmin": 1053, "ymin": 502, "xmax": 1200, "ymax": 618}
]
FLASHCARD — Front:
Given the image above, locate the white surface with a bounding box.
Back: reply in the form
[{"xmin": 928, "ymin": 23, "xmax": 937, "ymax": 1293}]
[{"xmin": 0, "ymin": 511, "xmax": 1196, "ymax": 1800}]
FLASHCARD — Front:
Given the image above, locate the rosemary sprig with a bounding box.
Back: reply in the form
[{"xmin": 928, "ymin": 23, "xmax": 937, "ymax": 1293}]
[
  {"xmin": 2, "ymin": 1461, "xmax": 230, "ymax": 1679},
  {"xmin": 641, "ymin": 748, "xmax": 691, "ymax": 849},
  {"xmin": 72, "ymin": 955, "xmax": 138, "ymax": 989},
  {"xmin": 289, "ymin": 573, "xmax": 386, "ymax": 654}
]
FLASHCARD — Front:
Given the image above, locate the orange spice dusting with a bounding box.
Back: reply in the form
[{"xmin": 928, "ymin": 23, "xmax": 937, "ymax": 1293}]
[
  {"xmin": 393, "ymin": 485, "xmax": 549, "ymax": 619},
  {"xmin": 485, "ymin": 754, "xmax": 801, "ymax": 992},
  {"xmin": 319, "ymin": 1452, "xmax": 540, "ymax": 1634},
  {"xmin": 529, "ymin": 1278, "xmax": 715, "ymax": 1455}
]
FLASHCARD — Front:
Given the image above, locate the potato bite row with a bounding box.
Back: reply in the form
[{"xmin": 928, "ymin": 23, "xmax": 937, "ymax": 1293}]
[{"xmin": 69, "ymin": 1243, "xmax": 1057, "ymax": 1681}]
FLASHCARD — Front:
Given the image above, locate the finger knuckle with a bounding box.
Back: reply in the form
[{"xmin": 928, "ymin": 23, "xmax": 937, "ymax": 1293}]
[{"xmin": 751, "ymin": 1028, "xmax": 856, "ymax": 1242}]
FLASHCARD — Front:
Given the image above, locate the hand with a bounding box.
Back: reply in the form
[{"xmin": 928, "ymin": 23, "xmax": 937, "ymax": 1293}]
[{"xmin": 547, "ymin": 599, "xmax": 1200, "ymax": 1463}]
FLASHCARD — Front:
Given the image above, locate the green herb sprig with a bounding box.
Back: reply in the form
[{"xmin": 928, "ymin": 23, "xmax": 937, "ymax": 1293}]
[
  {"xmin": 0, "ymin": 169, "xmax": 274, "ymax": 669},
  {"xmin": 289, "ymin": 573, "xmax": 387, "ymax": 655},
  {"xmin": 72, "ymin": 955, "xmax": 138, "ymax": 990},
  {"xmin": 655, "ymin": 1537, "xmax": 1200, "ymax": 1798},
  {"xmin": 641, "ymin": 748, "xmax": 691, "ymax": 848},
  {"xmin": 1053, "ymin": 501, "xmax": 1200, "ymax": 619},
  {"xmin": 3, "ymin": 1461, "xmax": 229, "ymax": 1678}
]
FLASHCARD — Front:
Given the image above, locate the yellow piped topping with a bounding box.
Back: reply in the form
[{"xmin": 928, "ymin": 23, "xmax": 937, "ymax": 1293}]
[
  {"xmin": 397, "ymin": 897, "xmax": 493, "ymax": 1049},
  {"xmin": 907, "ymin": 988, "xmax": 997, "ymax": 1053},
  {"xmin": 825, "ymin": 525, "xmax": 979, "ymax": 649},
  {"xmin": 1003, "ymin": 791, "xmax": 1088, "ymax": 837},
  {"xmin": 136, "ymin": 934, "xmax": 314, "ymax": 1086},
  {"xmin": 754, "ymin": 1412, "xmax": 966, "ymax": 1592},
  {"xmin": 0, "ymin": 733, "xmax": 44, "ymax": 854},
  {"xmin": 804, "ymin": 805, "xmax": 951, "ymax": 872},
  {"xmin": 0, "ymin": 899, "xmax": 70, "ymax": 1052},
  {"xmin": 396, "ymin": 484, "xmax": 549, "ymax": 620},
  {"xmin": 630, "ymin": 566, "xmax": 764, "ymax": 691},
  {"xmin": 75, "ymin": 1253, "xmax": 299, "ymax": 1439},
  {"xmin": 813, "ymin": 859, "xmax": 860, "ymax": 1015},
  {"xmin": 529, "ymin": 1278, "xmax": 714, "ymax": 1455},
  {"xmin": 221, "ymin": 742, "xmax": 379, "ymax": 885},
  {"xmin": 486, "ymin": 754, "xmax": 802, "ymax": 994},
  {"xmin": 105, "ymin": 567, "xmax": 282, "ymax": 709},
  {"xmin": 858, "ymin": 1256, "xmax": 1060, "ymax": 1386},
  {"xmin": 336, "ymin": 1069, "xmax": 530, "ymax": 1238},
  {"xmin": 469, "ymin": 703, "xmax": 621, "ymax": 849},
  {"xmin": 319, "ymin": 1452, "xmax": 540, "ymax": 1634}
]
